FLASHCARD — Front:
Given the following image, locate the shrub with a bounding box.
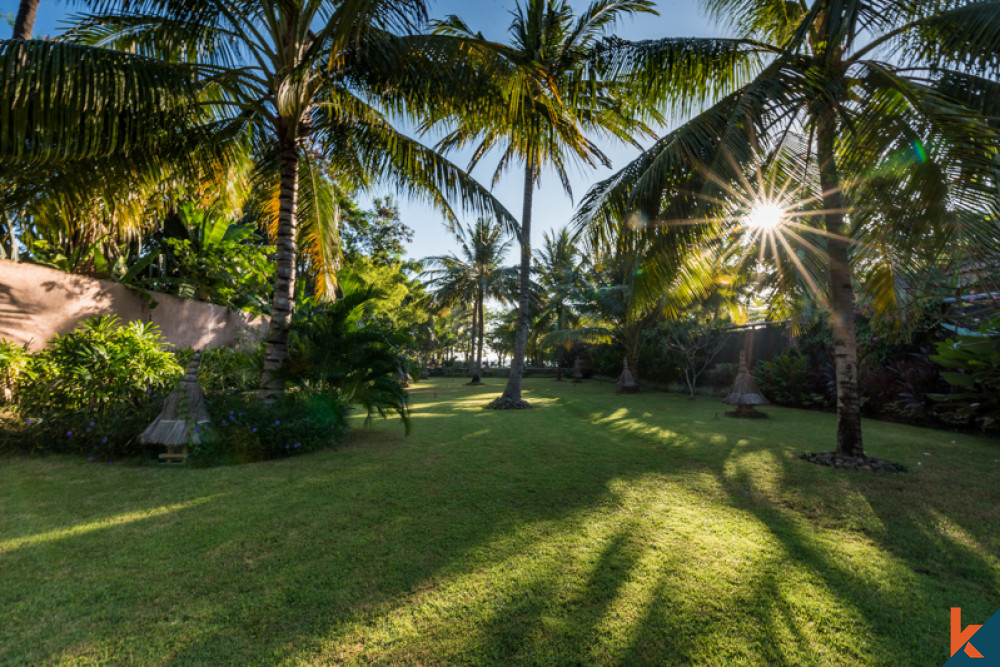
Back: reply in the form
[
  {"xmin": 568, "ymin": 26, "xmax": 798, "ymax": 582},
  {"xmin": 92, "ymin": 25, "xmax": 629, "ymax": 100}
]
[
  {"xmin": 0, "ymin": 340, "xmax": 29, "ymax": 404},
  {"xmin": 18, "ymin": 316, "xmax": 182, "ymax": 415},
  {"xmin": 930, "ymin": 315, "xmax": 1000, "ymax": 430},
  {"xmin": 0, "ymin": 400, "xmax": 165, "ymax": 460},
  {"xmin": 284, "ymin": 282, "xmax": 412, "ymax": 432},
  {"xmin": 192, "ymin": 392, "xmax": 348, "ymax": 465},
  {"xmin": 754, "ymin": 349, "xmax": 832, "ymax": 409},
  {"xmin": 197, "ymin": 345, "xmax": 263, "ymax": 394}
]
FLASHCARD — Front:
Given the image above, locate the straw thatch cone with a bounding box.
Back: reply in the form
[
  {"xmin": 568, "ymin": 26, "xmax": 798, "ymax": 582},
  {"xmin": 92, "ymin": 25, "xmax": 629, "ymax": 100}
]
[
  {"xmin": 616, "ymin": 356, "xmax": 638, "ymax": 393},
  {"xmin": 571, "ymin": 358, "xmax": 583, "ymax": 383},
  {"xmin": 723, "ymin": 351, "xmax": 769, "ymax": 417},
  {"xmin": 140, "ymin": 352, "xmax": 210, "ymax": 447}
]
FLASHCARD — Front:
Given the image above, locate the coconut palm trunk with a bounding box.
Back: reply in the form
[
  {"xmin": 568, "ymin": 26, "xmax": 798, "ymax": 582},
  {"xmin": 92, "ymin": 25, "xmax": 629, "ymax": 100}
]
[
  {"xmin": 492, "ymin": 159, "xmax": 534, "ymax": 408},
  {"xmin": 259, "ymin": 135, "xmax": 300, "ymax": 401},
  {"xmin": 476, "ymin": 280, "xmax": 485, "ymax": 369},
  {"xmin": 13, "ymin": 0, "xmax": 39, "ymax": 40},
  {"xmin": 816, "ymin": 116, "xmax": 864, "ymax": 458}
]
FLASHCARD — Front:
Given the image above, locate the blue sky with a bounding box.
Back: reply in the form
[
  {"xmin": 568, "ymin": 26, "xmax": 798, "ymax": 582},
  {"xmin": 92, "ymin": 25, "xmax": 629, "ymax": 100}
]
[{"xmin": 3, "ymin": 0, "xmax": 727, "ymax": 263}]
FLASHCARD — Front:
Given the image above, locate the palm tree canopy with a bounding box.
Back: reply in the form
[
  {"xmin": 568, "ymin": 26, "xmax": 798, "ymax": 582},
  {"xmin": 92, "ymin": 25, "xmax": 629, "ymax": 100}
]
[
  {"xmin": 426, "ymin": 0, "xmax": 661, "ymax": 194},
  {"xmin": 578, "ymin": 0, "xmax": 1000, "ymax": 319}
]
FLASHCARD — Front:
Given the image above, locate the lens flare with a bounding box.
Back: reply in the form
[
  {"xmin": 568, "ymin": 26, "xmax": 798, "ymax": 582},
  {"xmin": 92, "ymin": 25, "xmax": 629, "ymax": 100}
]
[{"xmin": 745, "ymin": 202, "xmax": 785, "ymax": 231}]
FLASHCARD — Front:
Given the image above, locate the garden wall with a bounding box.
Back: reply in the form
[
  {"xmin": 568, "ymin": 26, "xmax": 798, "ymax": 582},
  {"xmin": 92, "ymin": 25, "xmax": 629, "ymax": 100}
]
[{"xmin": 0, "ymin": 260, "xmax": 266, "ymax": 351}]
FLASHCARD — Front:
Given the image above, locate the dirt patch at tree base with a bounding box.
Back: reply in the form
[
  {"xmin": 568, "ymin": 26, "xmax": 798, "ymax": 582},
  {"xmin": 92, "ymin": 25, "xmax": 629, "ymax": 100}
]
[
  {"xmin": 800, "ymin": 451, "xmax": 906, "ymax": 473},
  {"xmin": 487, "ymin": 397, "xmax": 532, "ymax": 410}
]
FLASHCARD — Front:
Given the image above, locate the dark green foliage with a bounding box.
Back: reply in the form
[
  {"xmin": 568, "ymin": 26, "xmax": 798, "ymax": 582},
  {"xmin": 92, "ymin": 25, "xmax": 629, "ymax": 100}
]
[
  {"xmin": 285, "ymin": 280, "xmax": 412, "ymax": 432},
  {"xmin": 196, "ymin": 345, "xmax": 264, "ymax": 394},
  {"xmin": 754, "ymin": 349, "xmax": 832, "ymax": 409},
  {"xmin": 193, "ymin": 392, "xmax": 347, "ymax": 466},
  {"xmin": 0, "ymin": 339, "xmax": 29, "ymax": 403},
  {"xmin": 0, "ymin": 401, "xmax": 165, "ymax": 460},
  {"xmin": 134, "ymin": 202, "xmax": 274, "ymax": 313},
  {"xmin": 18, "ymin": 316, "xmax": 182, "ymax": 415},
  {"xmin": 930, "ymin": 314, "xmax": 1000, "ymax": 430}
]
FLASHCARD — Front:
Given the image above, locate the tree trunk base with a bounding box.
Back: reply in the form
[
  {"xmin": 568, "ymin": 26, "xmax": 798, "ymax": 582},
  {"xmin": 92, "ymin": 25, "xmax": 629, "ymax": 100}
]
[
  {"xmin": 800, "ymin": 451, "xmax": 904, "ymax": 473},
  {"xmin": 487, "ymin": 396, "xmax": 532, "ymax": 410},
  {"xmin": 467, "ymin": 377, "xmax": 483, "ymax": 386}
]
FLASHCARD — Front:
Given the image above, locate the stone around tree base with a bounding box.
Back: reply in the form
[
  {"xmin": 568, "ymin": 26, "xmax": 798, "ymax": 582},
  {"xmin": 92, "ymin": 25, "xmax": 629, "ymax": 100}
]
[
  {"xmin": 487, "ymin": 396, "xmax": 532, "ymax": 410},
  {"xmin": 800, "ymin": 451, "xmax": 906, "ymax": 473},
  {"xmin": 725, "ymin": 410, "xmax": 768, "ymax": 419}
]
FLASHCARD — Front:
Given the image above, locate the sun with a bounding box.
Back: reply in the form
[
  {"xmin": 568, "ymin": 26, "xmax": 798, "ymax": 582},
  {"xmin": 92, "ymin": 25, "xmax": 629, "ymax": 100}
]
[{"xmin": 745, "ymin": 202, "xmax": 786, "ymax": 232}]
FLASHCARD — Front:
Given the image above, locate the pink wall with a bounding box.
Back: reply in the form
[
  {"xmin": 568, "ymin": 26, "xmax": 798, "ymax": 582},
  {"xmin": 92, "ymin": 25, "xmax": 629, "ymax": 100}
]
[{"xmin": 0, "ymin": 260, "xmax": 267, "ymax": 351}]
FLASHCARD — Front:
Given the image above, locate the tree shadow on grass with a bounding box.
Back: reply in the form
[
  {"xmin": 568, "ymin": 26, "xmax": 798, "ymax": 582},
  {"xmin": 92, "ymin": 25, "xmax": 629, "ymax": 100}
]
[{"xmin": 2, "ymin": 380, "xmax": 998, "ymax": 664}]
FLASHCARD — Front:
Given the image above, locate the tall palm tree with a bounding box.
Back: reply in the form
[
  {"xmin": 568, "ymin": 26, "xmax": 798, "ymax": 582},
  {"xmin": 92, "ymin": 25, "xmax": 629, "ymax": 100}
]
[
  {"xmin": 64, "ymin": 0, "xmax": 516, "ymax": 401},
  {"xmin": 13, "ymin": 0, "xmax": 40, "ymax": 40},
  {"xmin": 579, "ymin": 0, "xmax": 1000, "ymax": 459},
  {"xmin": 428, "ymin": 0, "xmax": 659, "ymax": 408},
  {"xmin": 424, "ymin": 218, "xmax": 519, "ymax": 382},
  {"xmin": 533, "ymin": 228, "xmax": 588, "ymax": 379}
]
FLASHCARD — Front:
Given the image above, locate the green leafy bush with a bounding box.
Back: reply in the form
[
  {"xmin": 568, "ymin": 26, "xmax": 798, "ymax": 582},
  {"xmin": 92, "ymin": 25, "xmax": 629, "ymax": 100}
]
[
  {"xmin": 18, "ymin": 316, "xmax": 182, "ymax": 415},
  {"xmin": 754, "ymin": 349, "xmax": 832, "ymax": 409},
  {"xmin": 0, "ymin": 340, "xmax": 29, "ymax": 404},
  {"xmin": 930, "ymin": 315, "xmax": 1000, "ymax": 430},
  {"xmin": 193, "ymin": 392, "xmax": 347, "ymax": 465},
  {"xmin": 0, "ymin": 401, "xmax": 166, "ymax": 460}
]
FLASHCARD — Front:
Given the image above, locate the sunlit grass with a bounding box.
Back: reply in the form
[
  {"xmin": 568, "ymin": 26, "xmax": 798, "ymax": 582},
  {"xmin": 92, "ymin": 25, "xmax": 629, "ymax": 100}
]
[{"xmin": 1, "ymin": 378, "xmax": 998, "ymax": 664}]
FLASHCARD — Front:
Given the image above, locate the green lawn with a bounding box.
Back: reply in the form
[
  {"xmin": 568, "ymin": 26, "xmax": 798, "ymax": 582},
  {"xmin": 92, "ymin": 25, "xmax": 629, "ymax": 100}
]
[{"xmin": 2, "ymin": 378, "xmax": 998, "ymax": 665}]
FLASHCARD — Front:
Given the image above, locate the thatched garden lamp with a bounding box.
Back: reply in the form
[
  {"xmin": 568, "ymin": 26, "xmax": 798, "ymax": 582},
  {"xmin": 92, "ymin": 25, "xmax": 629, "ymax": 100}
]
[
  {"xmin": 722, "ymin": 351, "xmax": 769, "ymax": 417},
  {"xmin": 140, "ymin": 352, "xmax": 209, "ymax": 462},
  {"xmin": 616, "ymin": 355, "xmax": 638, "ymax": 393}
]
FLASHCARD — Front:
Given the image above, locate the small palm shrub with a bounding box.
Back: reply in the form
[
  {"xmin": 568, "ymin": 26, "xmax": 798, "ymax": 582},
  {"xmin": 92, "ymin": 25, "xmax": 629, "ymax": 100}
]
[{"xmin": 284, "ymin": 281, "xmax": 411, "ymax": 432}]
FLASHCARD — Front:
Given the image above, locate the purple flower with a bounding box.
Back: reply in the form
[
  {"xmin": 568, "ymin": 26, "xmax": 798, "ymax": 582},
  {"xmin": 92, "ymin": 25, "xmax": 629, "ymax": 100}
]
[
  {"xmin": 25, "ymin": 418, "xmax": 32, "ymax": 424},
  {"xmin": 89, "ymin": 421, "xmax": 95, "ymax": 426},
  {"xmin": 66, "ymin": 431, "xmax": 73, "ymax": 436},
  {"xmin": 252, "ymin": 427, "xmax": 257, "ymax": 433},
  {"xmin": 221, "ymin": 420, "xmax": 227, "ymax": 426},
  {"xmin": 88, "ymin": 457, "xmax": 94, "ymax": 462},
  {"xmin": 108, "ymin": 462, "xmax": 113, "ymax": 466},
  {"xmin": 86, "ymin": 428, "xmax": 92, "ymax": 433},
  {"xmin": 275, "ymin": 420, "xmax": 281, "ymax": 425},
  {"xmin": 102, "ymin": 438, "xmax": 108, "ymax": 444},
  {"xmin": 294, "ymin": 443, "xmax": 301, "ymax": 448},
  {"xmin": 193, "ymin": 427, "xmax": 199, "ymax": 433},
  {"xmin": 93, "ymin": 446, "xmax": 98, "ymax": 451}
]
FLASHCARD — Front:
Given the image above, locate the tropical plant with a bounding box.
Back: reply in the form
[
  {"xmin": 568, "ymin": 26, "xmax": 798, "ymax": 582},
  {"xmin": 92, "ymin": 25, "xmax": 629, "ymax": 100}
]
[
  {"xmin": 29, "ymin": 0, "xmax": 515, "ymax": 403},
  {"xmin": 283, "ymin": 279, "xmax": 413, "ymax": 432},
  {"xmin": 428, "ymin": 0, "xmax": 659, "ymax": 407},
  {"xmin": 661, "ymin": 320, "xmax": 728, "ymax": 398},
  {"xmin": 533, "ymin": 228, "xmax": 589, "ymax": 379},
  {"xmin": 424, "ymin": 217, "xmax": 518, "ymax": 380},
  {"xmin": 930, "ymin": 313, "xmax": 1000, "ymax": 430},
  {"xmin": 545, "ymin": 235, "xmax": 663, "ymax": 388},
  {"xmin": 18, "ymin": 315, "xmax": 182, "ymax": 414},
  {"xmin": 579, "ymin": 0, "xmax": 1000, "ymax": 458},
  {"xmin": 0, "ymin": 339, "xmax": 29, "ymax": 404}
]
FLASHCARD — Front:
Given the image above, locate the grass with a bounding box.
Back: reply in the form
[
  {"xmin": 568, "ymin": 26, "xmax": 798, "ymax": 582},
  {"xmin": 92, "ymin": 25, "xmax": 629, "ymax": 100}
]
[{"xmin": 1, "ymin": 377, "xmax": 998, "ymax": 665}]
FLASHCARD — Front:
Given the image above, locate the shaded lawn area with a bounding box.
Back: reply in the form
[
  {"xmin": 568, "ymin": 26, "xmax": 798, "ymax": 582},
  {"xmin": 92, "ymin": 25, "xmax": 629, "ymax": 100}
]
[{"xmin": 1, "ymin": 378, "xmax": 998, "ymax": 665}]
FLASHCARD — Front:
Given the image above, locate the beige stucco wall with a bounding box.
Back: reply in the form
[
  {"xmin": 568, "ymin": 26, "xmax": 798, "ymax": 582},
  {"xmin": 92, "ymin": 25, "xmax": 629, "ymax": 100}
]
[{"xmin": 0, "ymin": 260, "xmax": 267, "ymax": 351}]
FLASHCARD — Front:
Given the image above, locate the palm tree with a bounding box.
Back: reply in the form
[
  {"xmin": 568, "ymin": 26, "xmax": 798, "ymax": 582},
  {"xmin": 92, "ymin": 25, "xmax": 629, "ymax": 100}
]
[
  {"xmin": 23, "ymin": 0, "xmax": 515, "ymax": 402},
  {"xmin": 428, "ymin": 0, "xmax": 658, "ymax": 408},
  {"xmin": 579, "ymin": 0, "xmax": 1000, "ymax": 459},
  {"xmin": 533, "ymin": 228, "xmax": 589, "ymax": 379},
  {"xmin": 424, "ymin": 218, "xmax": 518, "ymax": 382},
  {"xmin": 13, "ymin": 0, "xmax": 40, "ymax": 40}
]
